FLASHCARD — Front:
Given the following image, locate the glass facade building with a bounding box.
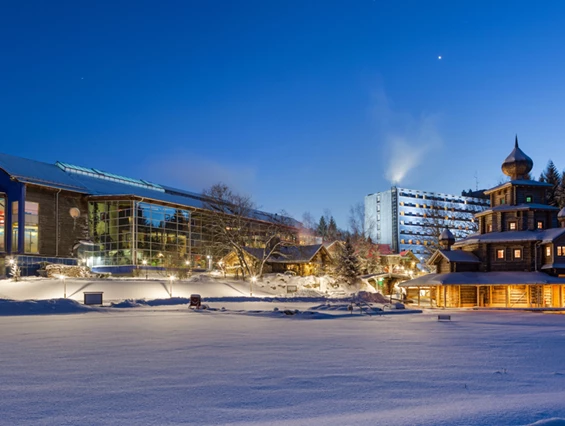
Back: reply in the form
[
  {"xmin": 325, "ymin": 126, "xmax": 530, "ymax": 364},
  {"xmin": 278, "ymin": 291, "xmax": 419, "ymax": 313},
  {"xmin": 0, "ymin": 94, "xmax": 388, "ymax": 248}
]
[{"xmin": 88, "ymin": 200, "xmax": 197, "ymax": 268}]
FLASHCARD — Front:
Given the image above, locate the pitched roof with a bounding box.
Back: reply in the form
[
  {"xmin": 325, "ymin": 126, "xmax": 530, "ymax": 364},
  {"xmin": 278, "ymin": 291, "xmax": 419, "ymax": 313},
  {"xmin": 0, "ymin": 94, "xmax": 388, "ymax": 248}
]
[
  {"xmin": 0, "ymin": 152, "xmax": 298, "ymax": 226},
  {"xmin": 376, "ymin": 244, "xmax": 393, "ymax": 255},
  {"xmin": 399, "ymin": 271, "xmax": 565, "ymax": 287},
  {"xmin": 476, "ymin": 203, "xmax": 559, "ymax": 217},
  {"xmin": 0, "ymin": 152, "xmax": 88, "ymax": 192},
  {"xmin": 484, "ymin": 179, "xmax": 551, "ymax": 195},
  {"xmin": 243, "ymin": 244, "xmax": 326, "ymax": 264},
  {"xmin": 453, "ymin": 228, "xmax": 565, "ymax": 246},
  {"xmin": 429, "ymin": 250, "xmax": 481, "ymax": 265}
]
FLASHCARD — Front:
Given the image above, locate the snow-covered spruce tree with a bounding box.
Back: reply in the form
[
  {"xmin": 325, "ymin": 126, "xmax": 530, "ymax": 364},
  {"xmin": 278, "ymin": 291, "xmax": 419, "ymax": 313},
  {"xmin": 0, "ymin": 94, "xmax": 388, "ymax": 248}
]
[
  {"xmin": 334, "ymin": 238, "xmax": 360, "ymax": 286},
  {"xmin": 539, "ymin": 160, "xmax": 562, "ymax": 207},
  {"xmin": 10, "ymin": 262, "xmax": 21, "ymax": 282}
]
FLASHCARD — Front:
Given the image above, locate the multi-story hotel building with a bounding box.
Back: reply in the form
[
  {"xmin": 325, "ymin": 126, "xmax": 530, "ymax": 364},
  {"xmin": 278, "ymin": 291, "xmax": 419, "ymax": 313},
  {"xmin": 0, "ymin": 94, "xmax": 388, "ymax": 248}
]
[{"xmin": 365, "ymin": 187, "xmax": 490, "ymax": 259}]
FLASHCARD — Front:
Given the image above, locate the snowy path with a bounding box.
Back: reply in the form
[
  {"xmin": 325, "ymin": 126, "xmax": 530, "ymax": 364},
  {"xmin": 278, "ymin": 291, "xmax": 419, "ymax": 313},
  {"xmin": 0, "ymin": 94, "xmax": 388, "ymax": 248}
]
[{"xmin": 1, "ymin": 309, "xmax": 565, "ymax": 425}]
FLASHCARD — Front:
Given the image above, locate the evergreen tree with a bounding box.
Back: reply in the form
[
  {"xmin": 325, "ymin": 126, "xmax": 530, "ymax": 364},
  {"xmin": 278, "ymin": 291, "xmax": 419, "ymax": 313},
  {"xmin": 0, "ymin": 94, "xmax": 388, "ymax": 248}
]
[
  {"xmin": 334, "ymin": 238, "xmax": 360, "ymax": 285},
  {"xmin": 558, "ymin": 171, "xmax": 565, "ymax": 209},
  {"xmin": 317, "ymin": 216, "xmax": 328, "ymax": 239},
  {"xmin": 327, "ymin": 216, "xmax": 338, "ymax": 241},
  {"xmin": 540, "ymin": 160, "xmax": 562, "ymax": 207}
]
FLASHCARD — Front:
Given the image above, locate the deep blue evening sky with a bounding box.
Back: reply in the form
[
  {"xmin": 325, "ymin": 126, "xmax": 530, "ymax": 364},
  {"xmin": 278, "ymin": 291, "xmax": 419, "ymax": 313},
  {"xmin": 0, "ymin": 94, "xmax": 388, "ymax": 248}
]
[{"xmin": 2, "ymin": 1, "xmax": 565, "ymax": 227}]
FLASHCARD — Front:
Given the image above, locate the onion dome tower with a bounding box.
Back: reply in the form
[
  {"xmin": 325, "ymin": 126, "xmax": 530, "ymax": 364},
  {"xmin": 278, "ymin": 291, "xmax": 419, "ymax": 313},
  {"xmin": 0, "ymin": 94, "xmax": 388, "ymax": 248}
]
[
  {"xmin": 559, "ymin": 207, "xmax": 565, "ymax": 228},
  {"xmin": 501, "ymin": 135, "xmax": 534, "ymax": 180},
  {"xmin": 439, "ymin": 228, "xmax": 455, "ymax": 250}
]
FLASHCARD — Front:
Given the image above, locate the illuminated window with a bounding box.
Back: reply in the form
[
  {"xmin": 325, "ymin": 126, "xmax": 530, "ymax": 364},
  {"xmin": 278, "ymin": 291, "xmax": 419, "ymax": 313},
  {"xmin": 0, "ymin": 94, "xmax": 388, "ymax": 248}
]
[
  {"xmin": 400, "ymin": 211, "xmax": 405, "ymax": 216},
  {"xmin": 415, "ymin": 203, "xmax": 420, "ymax": 208},
  {"xmin": 401, "ymin": 239, "xmax": 405, "ymax": 244},
  {"xmin": 558, "ymin": 246, "xmax": 564, "ymax": 257},
  {"xmin": 514, "ymin": 249, "xmax": 522, "ymax": 259},
  {"xmin": 537, "ymin": 221, "xmax": 544, "ymax": 230},
  {"xmin": 497, "ymin": 249, "xmax": 505, "ymax": 259},
  {"xmin": 526, "ymin": 196, "xmax": 532, "ymax": 203},
  {"xmin": 487, "ymin": 224, "xmax": 493, "ymax": 233},
  {"xmin": 546, "ymin": 246, "xmax": 551, "ymax": 257},
  {"xmin": 509, "ymin": 222, "xmax": 517, "ymax": 230},
  {"xmin": 12, "ymin": 201, "xmax": 39, "ymax": 254},
  {"xmin": 400, "ymin": 202, "xmax": 404, "ymax": 206},
  {"xmin": 500, "ymin": 198, "xmax": 505, "ymax": 204},
  {"xmin": 400, "ymin": 220, "xmax": 405, "ymax": 225}
]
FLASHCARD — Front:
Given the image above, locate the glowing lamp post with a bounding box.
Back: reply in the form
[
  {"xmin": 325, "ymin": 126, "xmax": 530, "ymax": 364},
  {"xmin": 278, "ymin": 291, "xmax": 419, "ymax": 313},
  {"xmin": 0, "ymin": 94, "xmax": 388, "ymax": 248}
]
[
  {"xmin": 57, "ymin": 274, "xmax": 67, "ymax": 298},
  {"xmin": 168, "ymin": 275, "xmax": 176, "ymax": 298},
  {"xmin": 142, "ymin": 259, "xmax": 148, "ymax": 280},
  {"xmin": 250, "ymin": 276, "xmax": 257, "ymax": 296}
]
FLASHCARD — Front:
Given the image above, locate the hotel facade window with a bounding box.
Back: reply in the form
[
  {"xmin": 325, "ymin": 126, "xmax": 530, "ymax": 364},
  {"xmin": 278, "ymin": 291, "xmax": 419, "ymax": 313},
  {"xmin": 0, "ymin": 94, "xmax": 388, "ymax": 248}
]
[
  {"xmin": 11, "ymin": 201, "xmax": 39, "ymax": 254},
  {"xmin": 497, "ymin": 249, "xmax": 505, "ymax": 259},
  {"xmin": 514, "ymin": 248, "xmax": 522, "ymax": 259},
  {"xmin": 546, "ymin": 246, "xmax": 552, "ymax": 257},
  {"xmin": 509, "ymin": 221, "xmax": 517, "ymax": 230},
  {"xmin": 558, "ymin": 246, "xmax": 564, "ymax": 257},
  {"xmin": 365, "ymin": 187, "xmax": 490, "ymax": 256},
  {"xmin": 537, "ymin": 221, "xmax": 544, "ymax": 229}
]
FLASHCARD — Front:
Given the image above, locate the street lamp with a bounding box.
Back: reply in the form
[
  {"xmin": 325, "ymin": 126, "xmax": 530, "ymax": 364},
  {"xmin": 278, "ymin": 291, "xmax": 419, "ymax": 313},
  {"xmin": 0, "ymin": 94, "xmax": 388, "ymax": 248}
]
[
  {"xmin": 142, "ymin": 259, "xmax": 148, "ymax": 280},
  {"xmin": 168, "ymin": 275, "xmax": 176, "ymax": 298},
  {"xmin": 56, "ymin": 274, "xmax": 67, "ymax": 298},
  {"xmin": 206, "ymin": 255, "xmax": 212, "ymax": 271},
  {"xmin": 250, "ymin": 275, "xmax": 257, "ymax": 296}
]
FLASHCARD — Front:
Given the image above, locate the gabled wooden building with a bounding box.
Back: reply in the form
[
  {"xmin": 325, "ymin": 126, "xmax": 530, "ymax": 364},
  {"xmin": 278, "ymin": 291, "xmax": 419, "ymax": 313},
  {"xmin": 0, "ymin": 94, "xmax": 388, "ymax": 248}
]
[
  {"xmin": 222, "ymin": 244, "xmax": 332, "ymax": 276},
  {"xmin": 400, "ymin": 138, "xmax": 565, "ymax": 308}
]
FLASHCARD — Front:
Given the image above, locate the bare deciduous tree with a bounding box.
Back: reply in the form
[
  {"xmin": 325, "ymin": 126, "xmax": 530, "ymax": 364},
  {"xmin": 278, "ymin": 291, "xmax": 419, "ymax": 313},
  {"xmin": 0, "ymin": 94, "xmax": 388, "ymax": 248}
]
[{"xmin": 202, "ymin": 183, "xmax": 295, "ymax": 278}]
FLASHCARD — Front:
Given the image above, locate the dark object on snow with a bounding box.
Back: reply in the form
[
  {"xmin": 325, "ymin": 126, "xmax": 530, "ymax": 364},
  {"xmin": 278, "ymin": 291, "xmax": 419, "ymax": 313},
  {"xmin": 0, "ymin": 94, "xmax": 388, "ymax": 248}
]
[
  {"xmin": 84, "ymin": 292, "xmax": 103, "ymax": 305},
  {"xmin": 189, "ymin": 294, "xmax": 202, "ymax": 308},
  {"xmin": 283, "ymin": 309, "xmax": 296, "ymax": 315},
  {"xmin": 437, "ymin": 314, "xmax": 451, "ymax": 321}
]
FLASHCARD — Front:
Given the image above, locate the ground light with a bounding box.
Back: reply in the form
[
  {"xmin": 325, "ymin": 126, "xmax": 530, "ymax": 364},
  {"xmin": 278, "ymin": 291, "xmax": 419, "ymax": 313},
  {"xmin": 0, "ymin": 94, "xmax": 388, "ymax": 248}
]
[
  {"xmin": 168, "ymin": 275, "xmax": 176, "ymax": 297},
  {"xmin": 250, "ymin": 276, "xmax": 257, "ymax": 296},
  {"xmin": 56, "ymin": 274, "xmax": 67, "ymax": 298},
  {"xmin": 142, "ymin": 259, "xmax": 148, "ymax": 280}
]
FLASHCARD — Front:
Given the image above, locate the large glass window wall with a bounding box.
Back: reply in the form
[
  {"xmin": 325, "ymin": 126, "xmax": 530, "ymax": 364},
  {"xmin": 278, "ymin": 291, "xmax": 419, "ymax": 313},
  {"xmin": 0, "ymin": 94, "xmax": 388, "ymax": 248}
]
[
  {"xmin": 87, "ymin": 199, "xmax": 297, "ymax": 269},
  {"xmin": 12, "ymin": 201, "xmax": 39, "ymax": 254},
  {"xmin": 88, "ymin": 200, "xmax": 192, "ymax": 267}
]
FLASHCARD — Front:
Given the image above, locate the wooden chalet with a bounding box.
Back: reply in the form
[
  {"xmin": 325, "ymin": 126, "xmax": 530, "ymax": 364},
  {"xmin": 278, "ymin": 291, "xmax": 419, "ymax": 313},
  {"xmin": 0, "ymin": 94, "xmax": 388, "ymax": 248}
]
[
  {"xmin": 223, "ymin": 244, "xmax": 332, "ymax": 276},
  {"xmin": 400, "ymin": 137, "xmax": 565, "ymax": 308}
]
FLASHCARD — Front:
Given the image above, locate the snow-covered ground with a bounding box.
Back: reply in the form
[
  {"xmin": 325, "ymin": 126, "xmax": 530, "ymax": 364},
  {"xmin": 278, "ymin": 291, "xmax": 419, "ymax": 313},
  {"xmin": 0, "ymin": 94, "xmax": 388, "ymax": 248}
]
[
  {"xmin": 1, "ymin": 276, "xmax": 565, "ymax": 425},
  {"xmin": 0, "ymin": 273, "xmax": 373, "ymax": 303}
]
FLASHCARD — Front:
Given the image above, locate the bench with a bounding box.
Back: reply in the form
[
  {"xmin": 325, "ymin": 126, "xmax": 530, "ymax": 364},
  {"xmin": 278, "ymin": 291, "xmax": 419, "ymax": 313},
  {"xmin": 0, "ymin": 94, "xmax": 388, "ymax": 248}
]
[{"xmin": 437, "ymin": 314, "xmax": 451, "ymax": 321}]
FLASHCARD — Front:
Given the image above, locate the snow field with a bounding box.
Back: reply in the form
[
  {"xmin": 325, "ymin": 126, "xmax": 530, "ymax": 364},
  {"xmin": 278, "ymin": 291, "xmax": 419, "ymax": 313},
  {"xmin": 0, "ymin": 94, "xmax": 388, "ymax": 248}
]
[{"xmin": 1, "ymin": 308, "xmax": 565, "ymax": 425}]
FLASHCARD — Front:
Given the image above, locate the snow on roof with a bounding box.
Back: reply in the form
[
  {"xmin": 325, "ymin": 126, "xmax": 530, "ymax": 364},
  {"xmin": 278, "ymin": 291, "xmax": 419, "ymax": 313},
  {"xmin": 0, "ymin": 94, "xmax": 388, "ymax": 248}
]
[
  {"xmin": 453, "ymin": 228, "xmax": 565, "ymax": 246},
  {"xmin": 476, "ymin": 203, "xmax": 559, "ymax": 217},
  {"xmin": 432, "ymin": 250, "xmax": 481, "ymax": 264},
  {"xmin": 484, "ymin": 179, "xmax": 551, "ymax": 194},
  {"xmin": 0, "ymin": 152, "xmax": 298, "ymax": 227},
  {"xmin": 541, "ymin": 263, "xmax": 565, "ymax": 270},
  {"xmin": 0, "ymin": 152, "xmax": 89, "ymax": 192},
  {"xmin": 399, "ymin": 271, "xmax": 565, "ymax": 287},
  {"xmin": 243, "ymin": 244, "xmax": 325, "ymax": 263}
]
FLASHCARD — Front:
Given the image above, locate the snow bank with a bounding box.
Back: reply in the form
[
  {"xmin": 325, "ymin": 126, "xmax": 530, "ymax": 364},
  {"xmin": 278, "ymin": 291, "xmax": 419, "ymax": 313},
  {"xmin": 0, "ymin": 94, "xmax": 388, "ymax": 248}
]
[
  {"xmin": 527, "ymin": 419, "xmax": 565, "ymax": 426},
  {"xmin": 0, "ymin": 298, "xmax": 95, "ymax": 316}
]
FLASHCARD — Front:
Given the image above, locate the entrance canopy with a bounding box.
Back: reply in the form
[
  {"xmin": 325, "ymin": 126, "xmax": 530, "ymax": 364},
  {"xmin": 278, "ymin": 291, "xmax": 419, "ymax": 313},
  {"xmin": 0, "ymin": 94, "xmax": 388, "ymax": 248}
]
[{"xmin": 399, "ymin": 271, "xmax": 565, "ymax": 287}]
